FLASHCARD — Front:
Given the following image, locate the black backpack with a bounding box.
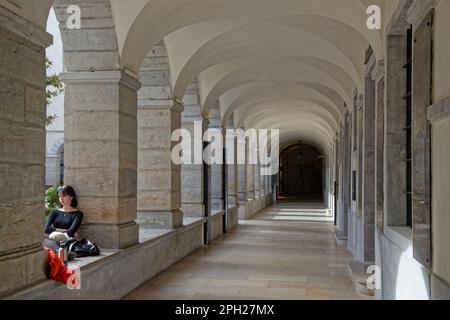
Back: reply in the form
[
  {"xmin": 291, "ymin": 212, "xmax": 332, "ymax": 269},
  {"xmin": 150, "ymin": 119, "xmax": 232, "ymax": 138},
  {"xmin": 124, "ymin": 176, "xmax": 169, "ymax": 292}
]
[{"xmin": 65, "ymin": 238, "xmax": 101, "ymax": 258}]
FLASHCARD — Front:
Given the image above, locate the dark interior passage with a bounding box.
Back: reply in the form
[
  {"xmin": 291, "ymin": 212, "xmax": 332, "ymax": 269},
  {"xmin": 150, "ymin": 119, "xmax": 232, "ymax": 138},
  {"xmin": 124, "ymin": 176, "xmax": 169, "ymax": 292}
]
[{"xmin": 279, "ymin": 142, "xmax": 324, "ymax": 200}]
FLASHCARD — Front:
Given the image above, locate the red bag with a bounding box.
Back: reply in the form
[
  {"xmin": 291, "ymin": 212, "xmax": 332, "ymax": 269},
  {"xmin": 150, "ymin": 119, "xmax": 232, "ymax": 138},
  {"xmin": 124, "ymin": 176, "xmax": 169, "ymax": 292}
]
[{"xmin": 45, "ymin": 248, "xmax": 75, "ymax": 285}]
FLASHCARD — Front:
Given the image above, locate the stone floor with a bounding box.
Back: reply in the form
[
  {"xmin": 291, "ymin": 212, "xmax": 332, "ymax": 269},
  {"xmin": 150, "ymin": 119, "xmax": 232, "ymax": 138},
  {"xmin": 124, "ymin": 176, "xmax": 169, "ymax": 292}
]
[{"xmin": 124, "ymin": 201, "xmax": 372, "ymax": 300}]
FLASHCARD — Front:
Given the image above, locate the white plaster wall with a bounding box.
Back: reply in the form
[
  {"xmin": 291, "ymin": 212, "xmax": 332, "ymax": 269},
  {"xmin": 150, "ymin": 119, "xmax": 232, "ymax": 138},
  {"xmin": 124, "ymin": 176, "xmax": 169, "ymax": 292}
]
[{"xmin": 378, "ymin": 229, "xmax": 430, "ymax": 300}]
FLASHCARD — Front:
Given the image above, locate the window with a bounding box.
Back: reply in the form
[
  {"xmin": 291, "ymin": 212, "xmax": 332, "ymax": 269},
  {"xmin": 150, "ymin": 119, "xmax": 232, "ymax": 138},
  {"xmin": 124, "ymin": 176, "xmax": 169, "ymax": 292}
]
[{"xmin": 352, "ymin": 170, "xmax": 356, "ymax": 201}]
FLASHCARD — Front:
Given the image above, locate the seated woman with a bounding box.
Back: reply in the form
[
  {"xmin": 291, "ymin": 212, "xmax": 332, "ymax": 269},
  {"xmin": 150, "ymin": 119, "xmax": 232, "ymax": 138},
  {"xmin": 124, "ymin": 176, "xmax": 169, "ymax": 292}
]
[{"xmin": 44, "ymin": 186, "xmax": 83, "ymax": 244}]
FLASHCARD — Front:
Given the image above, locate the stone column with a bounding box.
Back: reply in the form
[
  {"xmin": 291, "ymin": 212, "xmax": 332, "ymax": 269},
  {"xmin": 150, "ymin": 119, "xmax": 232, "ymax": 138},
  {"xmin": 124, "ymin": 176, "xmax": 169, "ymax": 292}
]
[
  {"xmin": 237, "ymin": 151, "xmax": 248, "ymax": 204},
  {"xmin": 181, "ymin": 80, "xmax": 207, "ymax": 218},
  {"xmin": 62, "ymin": 70, "xmax": 140, "ymax": 249},
  {"xmin": 237, "ymin": 132, "xmax": 250, "ymax": 218},
  {"xmin": 260, "ymin": 166, "xmax": 266, "ymax": 197},
  {"xmin": 362, "ymin": 56, "xmax": 376, "ymax": 262},
  {"xmin": 342, "ymin": 112, "xmax": 351, "ymax": 234},
  {"xmin": 137, "ymin": 47, "xmax": 183, "ymax": 229},
  {"xmin": 253, "ymin": 160, "xmax": 260, "ymax": 199},
  {"xmin": 208, "ymin": 105, "xmax": 224, "ymax": 212},
  {"xmin": 225, "ymin": 120, "xmax": 239, "ymax": 209},
  {"xmin": 372, "ymin": 61, "xmax": 385, "ymax": 232},
  {"xmin": 246, "ymin": 140, "xmax": 255, "ymax": 201},
  {"xmin": 246, "ymin": 164, "xmax": 255, "ymax": 201},
  {"xmin": 0, "ymin": 8, "xmax": 52, "ymax": 297}
]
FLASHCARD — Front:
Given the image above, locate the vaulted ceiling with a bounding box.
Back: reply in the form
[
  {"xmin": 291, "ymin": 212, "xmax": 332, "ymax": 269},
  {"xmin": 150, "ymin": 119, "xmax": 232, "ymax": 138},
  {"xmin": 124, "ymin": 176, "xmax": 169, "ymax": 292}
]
[{"xmin": 2, "ymin": 0, "xmax": 402, "ymax": 152}]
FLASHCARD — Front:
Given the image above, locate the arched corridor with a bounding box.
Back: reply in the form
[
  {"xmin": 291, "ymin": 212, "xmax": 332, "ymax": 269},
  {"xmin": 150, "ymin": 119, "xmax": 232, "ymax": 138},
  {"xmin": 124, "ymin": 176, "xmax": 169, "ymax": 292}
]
[
  {"xmin": 1, "ymin": 0, "xmax": 450, "ymax": 301},
  {"xmin": 125, "ymin": 202, "xmax": 366, "ymax": 300}
]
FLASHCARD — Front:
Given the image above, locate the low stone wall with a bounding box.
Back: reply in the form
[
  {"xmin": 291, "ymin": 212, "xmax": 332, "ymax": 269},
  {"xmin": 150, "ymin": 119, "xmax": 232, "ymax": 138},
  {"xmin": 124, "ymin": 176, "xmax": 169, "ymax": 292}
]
[
  {"xmin": 210, "ymin": 211, "xmax": 225, "ymax": 241},
  {"xmin": 238, "ymin": 195, "xmax": 272, "ymax": 220},
  {"xmin": 5, "ymin": 219, "xmax": 204, "ymax": 300},
  {"xmin": 226, "ymin": 205, "xmax": 239, "ymax": 230}
]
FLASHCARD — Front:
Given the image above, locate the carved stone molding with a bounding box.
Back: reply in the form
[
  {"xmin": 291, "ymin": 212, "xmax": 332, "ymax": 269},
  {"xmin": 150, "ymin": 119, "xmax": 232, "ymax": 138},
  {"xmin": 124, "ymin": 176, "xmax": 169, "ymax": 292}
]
[
  {"xmin": 372, "ymin": 60, "xmax": 385, "ymax": 83},
  {"xmin": 0, "ymin": 5, "xmax": 52, "ymax": 48},
  {"xmin": 364, "ymin": 53, "xmax": 376, "ymax": 78},
  {"xmin": 407, "ymin": 0, "xmax": 439, "ymax": 28},
  {"xmin": 60, "ymin": 70, "xmax": 142, "ymax": 91},
  {"xmin": 357, "ymin": 94, "xmax": 364, "ymax": 111},
  {"xmin": 428, "ymin": 97, "xmax": 450, "ymax": 123}
]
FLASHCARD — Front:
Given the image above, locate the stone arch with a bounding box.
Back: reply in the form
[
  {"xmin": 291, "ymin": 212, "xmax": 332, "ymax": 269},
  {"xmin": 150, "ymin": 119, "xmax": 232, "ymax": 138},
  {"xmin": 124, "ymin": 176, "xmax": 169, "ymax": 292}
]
[
  {"xmin": 48, "ymin": 136, "xmax": 64, "ymax": 155},
  {"xmin": 51, "ymin": 0, "xmax": 121, "ymax": 72},
  {"xmin": 170, "ymin": 22, "xmax": 363, "ymax": 101},
  {"xmin": 201, "ymin": 59, "xmax": 351, "ymax": 118},
  {"xmin": 121, "ymin": 0, "xmax": 385, "ymax": 75},
  {"xmin": 221, "ymin": 84, "xmax": 341, "ymax": 132}
]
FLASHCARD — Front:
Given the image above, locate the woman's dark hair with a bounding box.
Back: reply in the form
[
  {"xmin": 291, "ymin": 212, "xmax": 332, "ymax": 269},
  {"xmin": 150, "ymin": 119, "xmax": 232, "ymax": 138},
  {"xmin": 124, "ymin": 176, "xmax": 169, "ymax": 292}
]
[{"xmin": 58, "ymin": 186, "xmax": 78, "ymax": 208}]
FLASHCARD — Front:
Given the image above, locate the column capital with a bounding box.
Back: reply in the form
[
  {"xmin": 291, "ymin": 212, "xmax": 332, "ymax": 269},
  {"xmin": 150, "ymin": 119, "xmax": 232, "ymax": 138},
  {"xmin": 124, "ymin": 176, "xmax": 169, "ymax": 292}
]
[
  {"xmin": 407, "ymin": 0, "xmax": 438, "ymax": 29},
  {"xmin": 208, "ymin": 117, "xmax": 221, "ymax": 128},
  {"xmin": 138, "ymin": 99, "xmax": 184, "ymax": 113},
  {"xmin": 371, "ymin": 60, "xmax": 385, "ymax": 83},
  {"xmin": 428, "ymin": 97, "xmax": 450, "ymax": 124},
  {"xmin": 60, "ymin": 70, "xmax": 142, "ymax": 91}
]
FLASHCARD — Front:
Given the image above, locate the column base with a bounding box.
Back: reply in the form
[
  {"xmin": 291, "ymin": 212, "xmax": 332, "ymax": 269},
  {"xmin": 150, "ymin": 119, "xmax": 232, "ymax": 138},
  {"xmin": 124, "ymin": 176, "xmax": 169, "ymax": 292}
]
[
  {"xmin": 79, "ymin": 222, "xmax": 139, "ymax": 249},
  {"xmin": 137, "ymin": 210, "xmax": 183, "ymax": 229}
]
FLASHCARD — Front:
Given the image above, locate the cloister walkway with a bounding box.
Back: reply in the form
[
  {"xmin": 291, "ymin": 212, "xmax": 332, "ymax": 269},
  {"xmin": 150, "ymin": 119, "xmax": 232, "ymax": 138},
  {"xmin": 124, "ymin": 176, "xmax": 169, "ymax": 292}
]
[{"xmin": 125, "ymin": 202, "xmax": 370, "ymax": 300}]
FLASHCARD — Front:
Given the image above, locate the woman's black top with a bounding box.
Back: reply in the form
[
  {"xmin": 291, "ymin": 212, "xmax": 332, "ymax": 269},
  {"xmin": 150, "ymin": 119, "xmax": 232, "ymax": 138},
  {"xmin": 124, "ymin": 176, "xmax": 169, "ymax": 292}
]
[{"xmin": 44, "ymin": 209, "xmax": 84, "ymax": 237}]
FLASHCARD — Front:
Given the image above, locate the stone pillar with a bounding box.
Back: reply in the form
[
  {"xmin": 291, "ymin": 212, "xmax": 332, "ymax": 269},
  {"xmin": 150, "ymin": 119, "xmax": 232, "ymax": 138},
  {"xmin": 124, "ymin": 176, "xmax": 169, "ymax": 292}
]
[
  {"xmin": 62, "ymin": 70, "xmax": 140, "ymax": 249},
  {"xmin": 372, "ymin": 61, "xmax": 385, "ymax": 232},
  {"xmin": 246, "ymin": 142, "xmax": 255, "ymax": 201},
  {"xmin": 385, "ymin": 35, "xmax": 407, "ymax": 226},
  {"xmin": 342, "ymin": 112, "xmax": 351, "ymax": 234},
  {"xmin": 137, "ymin": 47, "xmax": 183, "ymax": 229},
  {"xmin": 237, "ymin": 133, "xmax": 250, "ymax": 218},
  {"xmin": 253, "ymin": 160, "xmax": 260, "ymax": 199},
  {"xmin": 237, "ymin": 146, "xmax": 248, "ymax": 203},
  {"xmin": 208, "ymin": 105, "xmax": 224, "ymax": 211},
  {"xmin": 181, "ymin": 80, "xmax": 207, "ymax": 218},
  {"xmin": 260, "ymin": 165, "xmax": 266, "ymax": 197},
  {"xmin": 0, "ymin": 8, "xmax": 52, "ymax": 297},
  {"xmin": 225, "ymin": 119, "xmax": 239, "ymax": 208},
  {"xmin": 362, "ymin": 56, "xmax": 376, "ymax": 262}
]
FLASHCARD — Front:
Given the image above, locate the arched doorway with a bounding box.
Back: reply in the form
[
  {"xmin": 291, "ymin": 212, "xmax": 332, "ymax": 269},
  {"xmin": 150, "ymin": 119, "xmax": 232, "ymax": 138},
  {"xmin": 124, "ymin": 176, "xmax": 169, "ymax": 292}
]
[{"xmin": 279, "ymin": 142, "xmax": 324, "ymax": 201}]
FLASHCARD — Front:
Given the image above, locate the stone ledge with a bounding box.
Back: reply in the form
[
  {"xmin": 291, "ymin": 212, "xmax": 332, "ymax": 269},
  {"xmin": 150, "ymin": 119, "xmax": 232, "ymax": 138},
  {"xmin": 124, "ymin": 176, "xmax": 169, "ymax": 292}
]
[
  {"xmin": 428, "ymin": 97, "xmax": 450, "ymax": 123},
  {"xmin": 4, "ymin": 218, "xmax": 204, "ymax": 300},
  {"xmin": 407, "ymin": 0, "xmax": 437, "ymax": 28},
  {"xmin": 60, "ymin": 71, "xmax": 142, "ymax": 91}
]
